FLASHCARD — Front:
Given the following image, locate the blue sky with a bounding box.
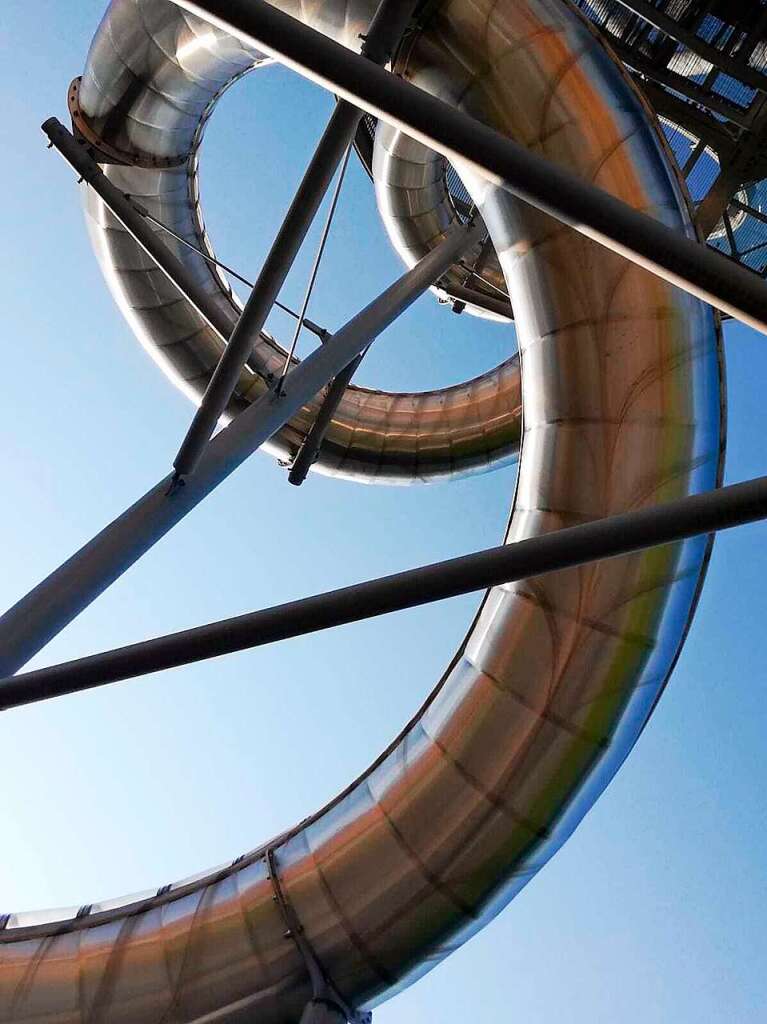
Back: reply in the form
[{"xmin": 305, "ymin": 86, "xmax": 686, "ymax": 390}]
[{"xmin": 1, "ymin": 3, "xmax": 765, "ymax": 1021}]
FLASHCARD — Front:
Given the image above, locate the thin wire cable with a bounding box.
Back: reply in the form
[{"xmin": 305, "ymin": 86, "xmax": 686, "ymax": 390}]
[
  {"xmin": 128, "ymin": 200, "xmax": 329, "ymax": 341},
  {"xmin": 276, "ymin": 143, "xmax": 353, "ymax": 389}
]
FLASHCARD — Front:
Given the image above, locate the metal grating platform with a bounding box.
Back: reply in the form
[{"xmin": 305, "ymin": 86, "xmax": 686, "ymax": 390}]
[{"xmin": 572, "ymin": 0, "xmax": 767, "ymax": 276}]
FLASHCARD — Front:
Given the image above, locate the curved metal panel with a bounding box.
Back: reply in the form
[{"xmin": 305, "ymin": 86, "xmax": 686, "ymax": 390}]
[
  {"xmin": 0, "ymin": 0, "xmax": 724, "ymax": 1021},
  {"xmin": 372, "ymin": 116, "xmax": 510, "ymax": 316}
]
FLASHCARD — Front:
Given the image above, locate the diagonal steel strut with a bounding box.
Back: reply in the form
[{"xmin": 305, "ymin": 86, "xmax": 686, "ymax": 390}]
[
  {"xmin": 611, "ymin": 0, "xmax": 767, "ymax": 95},
  {"xmin": 43, "ymin": 117, "xmax": 238, "ymax": 346},
  {"xmin": 1, "ymin": 473, "xmax": 766, "ymax": 712},
  {"xmin": 288, "ymin": 350, "xmax": 366, "ymax": 486}
]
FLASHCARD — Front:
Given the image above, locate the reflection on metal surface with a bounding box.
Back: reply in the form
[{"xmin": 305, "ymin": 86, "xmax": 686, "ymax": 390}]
[
  {"xmin": 0, "ymin": 0, "xmax": 724, "ymax": 1021},
  {"xmin": 354, "ymin": 112, "xmax": 515, "ymax": 319},
  {"xmin": 372, "ymin": 119, "xmax": 512, "ymax": 319},
  {"xmin": 74, "ymin": 0, "xmax": 522, "ymax": 484}
]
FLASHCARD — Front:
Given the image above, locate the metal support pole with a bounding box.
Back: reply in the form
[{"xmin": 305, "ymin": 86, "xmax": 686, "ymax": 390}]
[
  {"xmin": 1, "ymin": 471, "xmax": 766, "ymax": 712},
  {"xmin": 42, "ymin": 118, "xmax": 235, "ymax": 345},
  {"xmin": 43, "ymin": 119, "xmax": 328, "ymax": 344},
  {"xmin": 288, "ymin": 351, "xmax": 364, "ymax": 485},
  {"xmin": 612, "ymin": 0, "xmax": 767, "ymax": 93},
  {"xmin": 0, "ymin": 223, "xmax": 480, "ymax": 679},
  {"xmin": 168, "ymin": 0, "xmax": 767, "ymax": 335},
  {"xmin": 439, "ymin": 282, "xmax": 512, "ymax": 320},
  {"xmin": 171, "ymin": 0, "xmax": 420, "ymax": 480},
  {"xmin": 171, "ymin": 101, "xmax": 362, "ymax": 478}
]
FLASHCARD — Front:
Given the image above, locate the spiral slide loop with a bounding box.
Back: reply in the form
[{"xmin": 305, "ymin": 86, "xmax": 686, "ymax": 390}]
[{"xmin": 0, "ymin": 0, "xmax": 724, "ymax": 1021}]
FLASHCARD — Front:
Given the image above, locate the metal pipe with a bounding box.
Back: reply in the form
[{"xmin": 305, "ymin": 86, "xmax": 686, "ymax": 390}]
[
  {"xmin": 171, "ymin": 0, "xmax": 421, "ymax": 480},
  {"xmin": 617, "ymin": 44, "xmax": 754, "ymax": 129},
  {"xmin": 43, "ymin": 120, "xmax": 325, "ymax": 363},
  {"xmin": 438, "ymin": 282, "xmax": 513, "ymax": 320},
  {"xmin": 42, "ymin": 117, "xmax": 235, "ymax": 344},
  {"xmin": 168, "ymin": 0, "xmax": 767, "ymax": 335},
  {"xmin": 2, "ymin": 472, "xmax": 765, "ymax": 712},
  {"xmin": 171, "ymin": 100, "xmax": 364, "ymax": 478},
  {"xmin": 0, "ymin": 223, "xmax": 479, "ymax": 678},
  {"xmin": 288, "ymin": 351, "xmax": 364, "ymax": 485}
]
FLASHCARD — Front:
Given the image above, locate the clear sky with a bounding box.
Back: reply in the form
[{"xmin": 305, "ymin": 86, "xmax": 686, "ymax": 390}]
[{"xmin": 1, "ymin": 3, "xmax": 766, "ymax": 1022}]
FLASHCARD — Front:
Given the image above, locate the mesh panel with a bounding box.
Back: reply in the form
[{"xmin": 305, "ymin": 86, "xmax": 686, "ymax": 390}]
[
  {"xmin": 572, "ymin": 0, "xmax": 767, "ymax": 279},
  {"xmin": 686, "ymin": 149, "xmax": 720, "ymax": 202}
]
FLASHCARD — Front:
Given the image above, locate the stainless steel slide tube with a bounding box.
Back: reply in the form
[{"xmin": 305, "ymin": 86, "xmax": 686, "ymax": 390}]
[{"xmin": 0, "ymin": 0, "xmax": 725, "ymax": 1021}]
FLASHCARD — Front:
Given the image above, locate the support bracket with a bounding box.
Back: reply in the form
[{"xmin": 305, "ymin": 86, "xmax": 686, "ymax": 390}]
[{"xmin": 265, "ymin": 848, "xmax": 372, "ymax": 1024}]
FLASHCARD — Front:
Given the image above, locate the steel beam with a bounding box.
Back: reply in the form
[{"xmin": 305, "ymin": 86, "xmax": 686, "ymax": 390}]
[
  {"xmin": 612, "ymin": 0, "xmax": 767, "ymax": 94},
  {"xmin": 0, "ymin": 223, "xmax": 479, "ymax": 678},
  {"xmin": 440, "ymin": 282, "xmax": 513, "ymax": 320},
  {"xmin": 171, "ymin": 0, "xmax": 420, "ymax": 480},
  {"xmin": 1, "ymin": 472, "xmax": 766, "ymax": 712},
  {"xmin": 695, "ymin": 103, "xmax": 767, "ymax": 239},
  {"xmin": 288, "ymin": 351, "xmax": 364, "ymax": 485},
  {"xmin": 637, "ymin": 81, "xmax": 739, "ymax": 163},
  {"xmin": 618, "ymin": 45, "xmax": 754, "ymax": 130},
  {"xmin": 168, "ymin": 0, "xmax": 767, "ymax": 335},
  {"xmin": 42, "ymin": 118, "xmax": 236, "ymax": 345}
]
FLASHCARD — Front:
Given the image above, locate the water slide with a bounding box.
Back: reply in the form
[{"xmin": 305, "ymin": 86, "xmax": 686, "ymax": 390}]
[{"xmin": 0, "ymin": 0, "xmax": 724, "ymax": 1020}]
